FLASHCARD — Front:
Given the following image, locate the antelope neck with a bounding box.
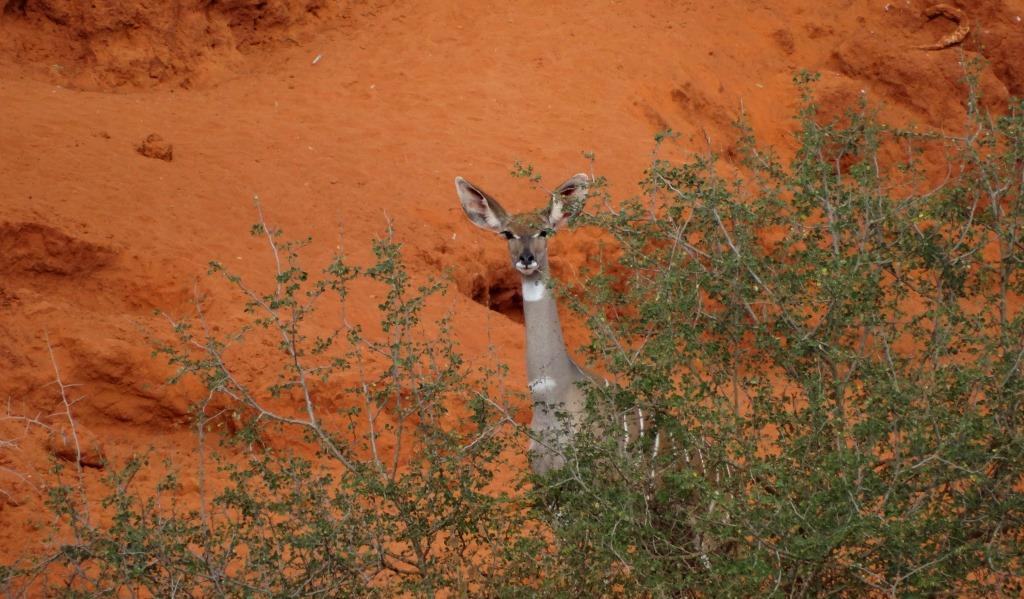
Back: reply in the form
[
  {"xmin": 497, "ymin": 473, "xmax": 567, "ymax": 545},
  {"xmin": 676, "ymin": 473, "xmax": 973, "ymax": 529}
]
[{"xmin": 520, "ymin": 268, "xmax": 576, "ymax": 386}]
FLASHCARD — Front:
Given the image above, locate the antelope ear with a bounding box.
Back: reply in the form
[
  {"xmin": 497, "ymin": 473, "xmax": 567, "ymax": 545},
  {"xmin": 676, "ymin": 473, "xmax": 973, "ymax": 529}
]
[
  {"xmin": 547, "ymin": 173, "xmax": 589, "ymax": 230},
  {"xmin": 455, "ymin": 177, "xmax": 510, "ymax": 232}
]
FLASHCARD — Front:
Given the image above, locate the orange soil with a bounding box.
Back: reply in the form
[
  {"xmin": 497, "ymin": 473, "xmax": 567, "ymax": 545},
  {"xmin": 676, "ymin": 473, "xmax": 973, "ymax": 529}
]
[{"xmin": 1, "ymin": 0, "xmax": 1022, "ymax": 566}]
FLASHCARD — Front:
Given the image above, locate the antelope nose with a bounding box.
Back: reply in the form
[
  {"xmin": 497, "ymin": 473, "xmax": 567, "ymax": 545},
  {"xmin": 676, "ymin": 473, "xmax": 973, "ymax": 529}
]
[{"xmin": 519, "ymin": 251, "xmax": 535, "ymax": 265}]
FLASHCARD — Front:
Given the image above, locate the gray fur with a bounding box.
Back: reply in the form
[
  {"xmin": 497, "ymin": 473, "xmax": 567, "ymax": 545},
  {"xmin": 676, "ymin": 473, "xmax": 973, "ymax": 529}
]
[{"xmin": 521, "ymin": 266, "xmax": 591, "ymax": 474}]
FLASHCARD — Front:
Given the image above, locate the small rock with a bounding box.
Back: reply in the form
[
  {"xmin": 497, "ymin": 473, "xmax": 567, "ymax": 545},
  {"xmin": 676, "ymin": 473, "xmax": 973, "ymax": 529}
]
[
  {"xmin": 46, "ymin": 424, "xmax": 105, "ymax": 468},
  {"xmin": 136, "ymin": 134, "xmax": 173, "ymax": 161},
  {"xmin": 0, "ymin": 482, "xmax": 32, "ymax": 510}
]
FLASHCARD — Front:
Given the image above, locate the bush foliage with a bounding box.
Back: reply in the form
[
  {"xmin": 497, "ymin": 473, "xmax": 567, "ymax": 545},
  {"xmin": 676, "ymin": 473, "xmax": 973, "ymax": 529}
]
[
  {"xmin": 3, "ymin": 73, "xmax": 1022, "ymax": 597},
  {"xmin": 545, "ymin": 71, "xmax": 1024, "ymax": 596}
]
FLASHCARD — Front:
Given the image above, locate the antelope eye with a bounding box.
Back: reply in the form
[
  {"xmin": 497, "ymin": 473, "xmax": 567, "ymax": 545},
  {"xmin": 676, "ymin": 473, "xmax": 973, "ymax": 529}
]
[
  {"xmin": 500, "ymin": 231, "xmax": 515, "ymax": 240},
  {"xmin": 538, "ymin": 229, "xmax": 552, "ymax": 238}
]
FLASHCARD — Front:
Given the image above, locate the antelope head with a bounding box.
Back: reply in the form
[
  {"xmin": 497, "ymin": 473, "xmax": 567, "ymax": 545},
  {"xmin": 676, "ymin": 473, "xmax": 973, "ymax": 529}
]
[{"xmin": 454, "ymin": 173, "xmax": 589, "ymax": 276}]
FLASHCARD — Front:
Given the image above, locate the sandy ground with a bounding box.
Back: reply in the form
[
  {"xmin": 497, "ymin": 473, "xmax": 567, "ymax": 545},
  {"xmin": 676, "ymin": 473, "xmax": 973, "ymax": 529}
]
[{"xmin": 1, "ymin": 0, "xmax": 1022, "ymax": 565}]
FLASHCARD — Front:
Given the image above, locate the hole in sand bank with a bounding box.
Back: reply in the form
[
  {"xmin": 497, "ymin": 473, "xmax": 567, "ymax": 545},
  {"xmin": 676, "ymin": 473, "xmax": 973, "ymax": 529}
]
[{"xmin": 466, "ymin": 268, "xmax": 524, "ymax": 324}]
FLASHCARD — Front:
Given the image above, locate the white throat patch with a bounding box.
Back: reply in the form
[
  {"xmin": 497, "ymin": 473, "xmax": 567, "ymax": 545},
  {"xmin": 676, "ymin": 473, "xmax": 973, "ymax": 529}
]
[
  {"xmin": 522, "ymin": 278, "xmax": 546, "ymax": 302},
  {"xmin": 528, "ymin": 376, "xmax": 557, "ymax": 394}
]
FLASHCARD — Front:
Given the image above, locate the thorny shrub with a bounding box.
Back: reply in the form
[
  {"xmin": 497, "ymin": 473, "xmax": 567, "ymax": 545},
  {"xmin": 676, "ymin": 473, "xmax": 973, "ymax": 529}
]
[
  {"xmin": 531, "ymin": 70, "xmax": 1024, "ymax": 597},
  {"xmin": 2, "ymin": 217, "xmax": 531, "ymax": 597},
  {"xmin": 2, "ymin": 69, "xmax": 1023, "ymax": 597}
]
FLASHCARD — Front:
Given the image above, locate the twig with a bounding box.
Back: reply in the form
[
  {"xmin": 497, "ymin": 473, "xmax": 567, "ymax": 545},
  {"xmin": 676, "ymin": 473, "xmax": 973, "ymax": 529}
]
[{"xmin": 45, "ymin": 333, "xmax": 91, "ymax": 531}]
